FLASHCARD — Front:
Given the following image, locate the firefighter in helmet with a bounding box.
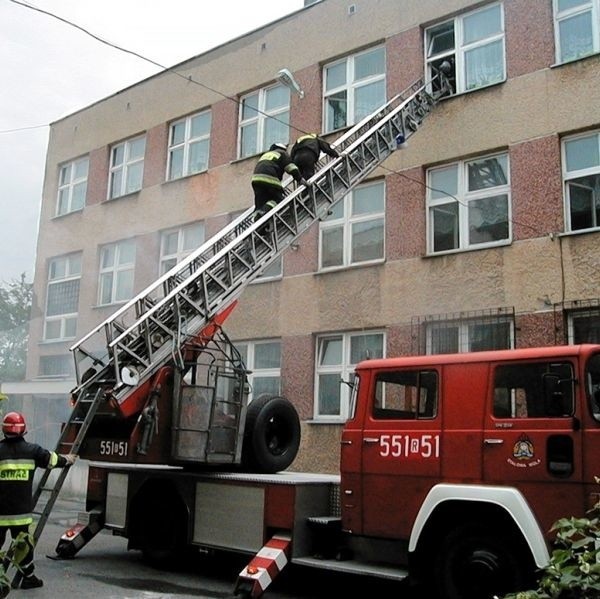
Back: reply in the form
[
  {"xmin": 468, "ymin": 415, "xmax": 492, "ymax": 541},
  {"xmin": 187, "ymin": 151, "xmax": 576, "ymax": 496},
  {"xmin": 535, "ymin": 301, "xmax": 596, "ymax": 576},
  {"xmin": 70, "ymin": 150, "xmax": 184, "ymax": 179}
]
[
  {"xmin": 290, "ymin": 133, "xmax": 339, "ymax": 181},
  {"xmin": 251, "ymin": 142, "xmax": 308, "ymax": 223},
  {"xmin": 0, "ymin": 411, "xmax": 77, "ymax": 589}
]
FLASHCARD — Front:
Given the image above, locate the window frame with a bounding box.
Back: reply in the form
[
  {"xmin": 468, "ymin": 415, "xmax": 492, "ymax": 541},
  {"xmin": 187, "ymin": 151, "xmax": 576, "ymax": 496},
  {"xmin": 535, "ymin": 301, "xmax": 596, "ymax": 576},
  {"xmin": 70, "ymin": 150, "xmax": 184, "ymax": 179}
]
[
  {"xmin": 314, "ymin": 330, "xmax": 385, "ymax": 422},
  {"xmin": 562, "ymin": 129, "xmax": 600, "ymax": 232},
  {"xmin": 43, "ymin": 253, "xmax": 82, "ymax": 342},
  {"xmin": 318, "ymin": 179, "xmax": 386, "ymax": 271},
  {"xmin": 426, "ymin": 317, "xmax": 515, "ymax": 354},
  {"xmin": 108, "ymin": 135, "xmax": 146, "ymax": 200},
  {"xmin": 553, "ymin": 0, "xmax": 600, "ymax": 64},
  {"xmin": 38, "ymin": 354, "xmax": 73, "ymax": 378},
  {"xmin": 238, "ymin": 84, "xmax": 291, "ymax": 159},
  {"xmin": 56, "ymin": 157, "xmax": 89, "ymax": 216},
  {"xmin": 425, "ymin": 2, "xmax": 506, "ymax": 95},
  {"xmin": 235, "ymin": 339, "xmax": 282, "ymax": 402},
  {"xmin": 253, "ymin": 256, "xmax": 283, "ymax": 282},
  {"xmin": 323, "ymin": 45, "xmax": 386, "ymax": 134},
  {"xmin": 159, "ymin": 222, "xmax": 205, "ymax": 275},
  {"xmin": 167, "ymin": 110, "xmax": 212, "ymax": 180},
  {"xmin": 426, "ymin": 151, "xmax": 512, "ymax": 254},
  {"xmin": 567, "ymin": 308, "xmax": 600, "ymax": 343},
  {"xmin": 97, "ymin": 238, "xmax": 136, "ymax": 306}
]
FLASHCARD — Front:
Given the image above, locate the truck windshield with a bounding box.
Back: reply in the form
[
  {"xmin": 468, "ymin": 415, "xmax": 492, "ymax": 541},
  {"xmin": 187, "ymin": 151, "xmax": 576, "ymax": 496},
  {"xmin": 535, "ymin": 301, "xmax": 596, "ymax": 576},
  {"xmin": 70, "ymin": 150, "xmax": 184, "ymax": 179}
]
[{"xmin": 586, "ymin": 353, "xmax": 600, "ymax": 421}]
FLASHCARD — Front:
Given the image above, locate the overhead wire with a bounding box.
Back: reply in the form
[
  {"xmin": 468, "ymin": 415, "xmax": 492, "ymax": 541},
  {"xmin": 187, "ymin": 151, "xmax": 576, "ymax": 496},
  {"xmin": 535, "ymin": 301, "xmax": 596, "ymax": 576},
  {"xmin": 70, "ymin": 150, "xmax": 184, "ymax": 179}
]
[
  {"xmin": 4, "ymin": 0, "xmax": 560, "ymax": 245},
  {"xmin": 4, "ymin": 0, "xmax": 309, "ymax": 136}
]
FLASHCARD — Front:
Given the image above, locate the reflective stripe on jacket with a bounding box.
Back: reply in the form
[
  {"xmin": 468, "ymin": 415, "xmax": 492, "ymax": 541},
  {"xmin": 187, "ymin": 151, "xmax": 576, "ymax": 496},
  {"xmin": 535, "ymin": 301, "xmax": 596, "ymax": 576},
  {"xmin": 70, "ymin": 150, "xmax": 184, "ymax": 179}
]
[
  {"xmin": 252, "ymin": 149, "xmax": 301, "ymax": 187},
  {"xmin": 0, "ymin": 437, "xmax": 66, "ymax": 523},
  {"xmin": 291, "ymin": 134, "xmax": 337, "ymax": 161}
]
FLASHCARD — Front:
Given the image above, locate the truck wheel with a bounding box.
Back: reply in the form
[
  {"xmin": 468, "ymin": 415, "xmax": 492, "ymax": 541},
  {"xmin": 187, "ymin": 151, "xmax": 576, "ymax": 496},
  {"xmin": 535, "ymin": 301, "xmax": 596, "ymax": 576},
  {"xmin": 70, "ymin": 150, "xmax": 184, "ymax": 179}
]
[
  {"xmin": 434, "ymin": 523, "xmax": 527, "ymax": 599},
  {"xmin": 242, "ymin": 394, "xmax": 300, "ymax": 473}
]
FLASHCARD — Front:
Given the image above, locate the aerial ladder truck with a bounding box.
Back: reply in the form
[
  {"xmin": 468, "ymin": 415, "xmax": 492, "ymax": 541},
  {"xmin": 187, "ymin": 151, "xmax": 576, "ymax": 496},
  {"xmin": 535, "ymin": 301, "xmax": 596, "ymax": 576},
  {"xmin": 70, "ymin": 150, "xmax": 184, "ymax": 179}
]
[{"xmin": 12, "ymin": 67, "xmax": 454, "ymax": 596}]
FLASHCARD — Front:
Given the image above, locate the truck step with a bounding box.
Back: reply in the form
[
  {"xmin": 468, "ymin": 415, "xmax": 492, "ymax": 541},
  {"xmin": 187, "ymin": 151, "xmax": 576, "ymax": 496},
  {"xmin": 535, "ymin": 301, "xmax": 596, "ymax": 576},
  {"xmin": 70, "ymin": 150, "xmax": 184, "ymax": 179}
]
[
  {"xmin": 306, "ymin": 516, "xmax": 342, "ymax": 529},
  {"xmin": 292, "ymin": 556, "xmax": 408, "ymax": 581}
]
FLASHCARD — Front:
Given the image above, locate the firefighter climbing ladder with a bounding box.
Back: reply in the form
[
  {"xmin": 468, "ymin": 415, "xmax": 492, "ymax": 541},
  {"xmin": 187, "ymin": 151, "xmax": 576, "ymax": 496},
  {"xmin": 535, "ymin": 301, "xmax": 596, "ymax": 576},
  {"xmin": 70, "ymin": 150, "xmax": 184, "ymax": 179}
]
[
  {"xmin": 69, "ymin": 67, "xmax": 451, "ymax": 409},
  {"xmin": 11, "ymin": 70, "xmax": 450, "ymax": 585}
]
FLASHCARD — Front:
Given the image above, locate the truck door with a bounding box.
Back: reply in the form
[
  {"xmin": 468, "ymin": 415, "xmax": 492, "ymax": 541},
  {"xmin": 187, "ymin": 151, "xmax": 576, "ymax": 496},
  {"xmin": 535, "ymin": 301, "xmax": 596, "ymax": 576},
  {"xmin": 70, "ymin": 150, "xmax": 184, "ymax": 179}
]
[
  {"xmin": 360, "ymin": 368, "xmax": 441, "ymax": 540},
  {"xmin": 483, "ymin": 359, "xmax": 583, "ymax": 532}
]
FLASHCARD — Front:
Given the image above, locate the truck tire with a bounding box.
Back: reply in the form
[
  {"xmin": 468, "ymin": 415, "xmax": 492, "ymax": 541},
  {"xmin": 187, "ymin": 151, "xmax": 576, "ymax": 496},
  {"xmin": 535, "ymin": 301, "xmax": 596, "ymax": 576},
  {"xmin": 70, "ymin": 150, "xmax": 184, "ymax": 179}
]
[
  {"xmin": 433, "ymin": 523, "xmax": 528, "ymax": 599},
  {"xmin": 242, "ymin": 394, "xmax": 300, "ymax": 473}
]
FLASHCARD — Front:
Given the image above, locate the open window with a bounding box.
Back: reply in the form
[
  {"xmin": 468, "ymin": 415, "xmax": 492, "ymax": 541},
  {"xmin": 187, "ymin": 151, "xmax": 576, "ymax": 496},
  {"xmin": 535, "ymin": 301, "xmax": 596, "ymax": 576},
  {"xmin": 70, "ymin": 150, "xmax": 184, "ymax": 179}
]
[{"xmin": 425, "ymin": 3, "xmax": 505, "ymax": 96}]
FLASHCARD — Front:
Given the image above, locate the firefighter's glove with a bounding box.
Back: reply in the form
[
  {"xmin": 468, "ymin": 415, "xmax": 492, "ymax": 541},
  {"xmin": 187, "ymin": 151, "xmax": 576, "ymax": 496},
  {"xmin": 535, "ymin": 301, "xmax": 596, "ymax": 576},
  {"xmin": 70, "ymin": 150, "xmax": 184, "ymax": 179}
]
[
  {"xmin": 64, "ymin": 454, "xmax": 78, "ymax": 466},
  {"xmin": 299, "ymin": 178, "xmax": 311, "ymax": 187},
  {"xmin": 331, "ymin": 149, "xmax": 340, "ymax": 158}
]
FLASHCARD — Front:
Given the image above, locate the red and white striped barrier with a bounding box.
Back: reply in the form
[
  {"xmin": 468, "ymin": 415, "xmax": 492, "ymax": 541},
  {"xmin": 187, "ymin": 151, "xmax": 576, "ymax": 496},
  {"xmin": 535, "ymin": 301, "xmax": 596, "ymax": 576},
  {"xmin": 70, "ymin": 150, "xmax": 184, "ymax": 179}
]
[{"xmin": 235, "ymin": 533, "xmax": 291, "ymax": 598}]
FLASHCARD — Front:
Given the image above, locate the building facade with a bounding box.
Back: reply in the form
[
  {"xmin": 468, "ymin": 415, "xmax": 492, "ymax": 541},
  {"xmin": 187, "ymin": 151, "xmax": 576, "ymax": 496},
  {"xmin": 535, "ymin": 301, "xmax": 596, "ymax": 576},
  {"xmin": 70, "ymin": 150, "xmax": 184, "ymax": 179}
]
[{"xmin": 19, "ymin": 0, "xmax": 600, "ymax": 473}]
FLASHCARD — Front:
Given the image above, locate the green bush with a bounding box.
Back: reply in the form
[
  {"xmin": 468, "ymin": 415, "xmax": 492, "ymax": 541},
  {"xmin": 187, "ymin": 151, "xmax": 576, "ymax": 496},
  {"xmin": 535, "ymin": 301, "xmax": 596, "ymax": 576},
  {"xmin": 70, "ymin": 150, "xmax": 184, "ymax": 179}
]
[{"xmin": 502, "ymin": 482, "xmax": 600, "ymax": 599}]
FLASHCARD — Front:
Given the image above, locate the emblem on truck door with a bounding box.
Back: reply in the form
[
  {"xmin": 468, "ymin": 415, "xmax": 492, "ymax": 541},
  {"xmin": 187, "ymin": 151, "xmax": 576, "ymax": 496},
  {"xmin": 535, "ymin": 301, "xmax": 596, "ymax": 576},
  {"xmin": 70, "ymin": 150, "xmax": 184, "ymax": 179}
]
[{"xmin": 507, "ymin": 434, "xmax": 541, "ymax": 468}]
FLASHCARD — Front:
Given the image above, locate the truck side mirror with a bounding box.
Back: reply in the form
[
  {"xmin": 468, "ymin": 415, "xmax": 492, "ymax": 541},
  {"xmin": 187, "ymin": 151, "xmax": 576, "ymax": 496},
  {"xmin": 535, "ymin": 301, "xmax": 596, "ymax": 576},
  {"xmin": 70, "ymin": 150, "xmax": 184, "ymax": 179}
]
[{"xmin": 542, "ymin": 373, "xmax": 560, "ymax": 398}]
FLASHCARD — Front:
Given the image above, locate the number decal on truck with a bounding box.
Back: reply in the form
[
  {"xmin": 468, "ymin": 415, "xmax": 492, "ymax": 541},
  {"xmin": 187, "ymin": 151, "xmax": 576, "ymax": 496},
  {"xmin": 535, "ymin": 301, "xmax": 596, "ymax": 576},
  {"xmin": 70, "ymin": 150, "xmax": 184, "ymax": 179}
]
[
  {"xmin": 99, "ymin": 440, "xmax": 129, "ymax": 457},
  {"xmin": 378, "ymin": 434, "xmax": 440, "ymax": 459}
]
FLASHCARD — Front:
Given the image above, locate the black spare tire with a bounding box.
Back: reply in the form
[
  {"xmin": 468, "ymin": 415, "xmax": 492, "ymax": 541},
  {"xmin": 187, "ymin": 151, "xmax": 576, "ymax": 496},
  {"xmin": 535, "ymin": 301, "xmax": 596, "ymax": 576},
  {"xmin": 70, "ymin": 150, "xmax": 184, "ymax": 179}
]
[{"xmin": 242, "ymin": 394, "xmax": 301, "ymax": 473}]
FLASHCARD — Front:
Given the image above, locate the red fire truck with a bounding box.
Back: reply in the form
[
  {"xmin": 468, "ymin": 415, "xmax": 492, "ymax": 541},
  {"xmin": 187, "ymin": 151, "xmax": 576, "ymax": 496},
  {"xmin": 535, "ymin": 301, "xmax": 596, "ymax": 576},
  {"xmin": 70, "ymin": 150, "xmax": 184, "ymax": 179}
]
[
  {"xmin": 56, "ymin": 343, "xmax": 600, "ymax": 599},
  {"xmin": 24, "ymin": 69, "xmax": 599, "ymax": 598}
]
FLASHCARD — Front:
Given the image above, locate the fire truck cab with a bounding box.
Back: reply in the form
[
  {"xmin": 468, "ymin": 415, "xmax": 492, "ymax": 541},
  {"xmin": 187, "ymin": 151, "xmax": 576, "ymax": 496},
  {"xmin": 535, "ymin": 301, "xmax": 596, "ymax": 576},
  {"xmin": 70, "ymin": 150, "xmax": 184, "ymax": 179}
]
[{"xmin": 336, "ymin": 344, "xmax": 600, "ymax": 597}]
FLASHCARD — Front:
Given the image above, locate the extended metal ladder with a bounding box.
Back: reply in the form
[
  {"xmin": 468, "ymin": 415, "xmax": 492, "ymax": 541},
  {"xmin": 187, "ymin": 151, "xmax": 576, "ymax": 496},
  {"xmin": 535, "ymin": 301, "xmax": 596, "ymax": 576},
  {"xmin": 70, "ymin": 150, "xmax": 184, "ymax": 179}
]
[
  {"xmin": 69, "ymin": 68, "xmax": 451, "ymax": 411},
  {"xmin": 6, "ymin": 71, "xmax": 449, "ymax": 581}
]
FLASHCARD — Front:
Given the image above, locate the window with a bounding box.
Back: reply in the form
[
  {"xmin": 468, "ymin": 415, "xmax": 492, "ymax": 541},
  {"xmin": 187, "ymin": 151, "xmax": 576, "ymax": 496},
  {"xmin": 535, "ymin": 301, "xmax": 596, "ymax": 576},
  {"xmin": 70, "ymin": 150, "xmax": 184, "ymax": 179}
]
[
  {"xmin": 319, "ymin": 179, "xmax": 385, "ymax": 270},
  {"xmin": 239, "ymin": 85, "xmax": 290, "ymax": 159},
  {"xmin": 493, "ymin": 361, "xmax": 574, "ymax": 418},
  {"xmin": 98, "ymin": 239, "xmax": 136, "ymax": 305},
  {"xmin": 56, "ymin": 157, "xmax": 88, "ymax": 216},
  {"xmin": 167, "ymin": 110, "xmax": 211, "ymax": 180},
  {"xmin": 44, "ymin": 253, "xmax": 81, "ymax": 341},
  {"xmin": 554, "ymin": 0, "xmax": 600, "ymax": 63},
  {"xmin": 39, "ymin": 355, "xmax": 73, "ymax": 378},
  {"xmin": 427, "ymin": 152, "xmax": 510, "ymax": 253},
  {"xmin": 254, "ymin": 257, "xmax": 282, "ymax": 281},
  {"xmin": 108, "ymin": 136, "xmax": 146, "ymax": 199},
  {"xmin": 427, "ymin": 317, "xmax": 513, "ymax": 353},
  {"xmin": 426, "ymin": 2, "xmax": 505, "ymax": 95},
  {"xmin": 568, "ymin": 308, "xmax": 600, "ymax": 342},
  {"xmin": 236, "ymin": 340, "xmax": 281, "ymax": 401},
  {"xmin": 160, "ymin": 222, "xmax": 205, "ymax": 274},
  {"xmin": 373, "ymin": 370, "xmax": 438, "ymax": 420},
  {"xmin": 323, "ymin": 46, "xmax": 386, "ymax": 133},
  {"xmin": 562, "ymin": 130, "xmax": 600, "ymax": 231},
  {"xmin": 315, "ymin": 331, "xmax": 384, "ymax": 420}
]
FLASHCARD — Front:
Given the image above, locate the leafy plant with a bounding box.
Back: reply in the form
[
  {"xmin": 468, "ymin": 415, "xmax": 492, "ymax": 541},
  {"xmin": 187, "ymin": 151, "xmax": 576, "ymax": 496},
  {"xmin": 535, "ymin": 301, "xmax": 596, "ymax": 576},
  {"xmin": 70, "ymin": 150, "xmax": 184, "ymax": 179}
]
[
  {"xmin": 0, "ymin": 274, "xmax": 32, "ymax": 382},
  {"xmin": 501, "ymin": 479, "xmax": 600, "ymax": 599}
]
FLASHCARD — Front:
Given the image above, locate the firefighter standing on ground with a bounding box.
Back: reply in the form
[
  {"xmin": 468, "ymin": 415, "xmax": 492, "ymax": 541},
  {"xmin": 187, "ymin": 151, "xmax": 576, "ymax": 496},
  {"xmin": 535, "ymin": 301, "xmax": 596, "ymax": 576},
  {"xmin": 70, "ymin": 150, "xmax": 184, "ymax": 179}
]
[
  {"xmin": 251, "ymin": 142, "xmax": 308, "ymax": 221},
  {"xmin": 0, "ymin": 411, "xmax": 77, "ymax": 590},
  {"xmin": 290, "ymin": 133, "xmax": 339, "ymax": 180}
]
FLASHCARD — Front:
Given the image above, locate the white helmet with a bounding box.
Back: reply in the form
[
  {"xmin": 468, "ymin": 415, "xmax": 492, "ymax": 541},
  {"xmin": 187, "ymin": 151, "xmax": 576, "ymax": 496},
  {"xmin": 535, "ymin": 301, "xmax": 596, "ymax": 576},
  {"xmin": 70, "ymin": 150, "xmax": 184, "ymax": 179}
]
[{"xmin": 270, "ymin": 142, "xmax": 287, "ymax": 152}]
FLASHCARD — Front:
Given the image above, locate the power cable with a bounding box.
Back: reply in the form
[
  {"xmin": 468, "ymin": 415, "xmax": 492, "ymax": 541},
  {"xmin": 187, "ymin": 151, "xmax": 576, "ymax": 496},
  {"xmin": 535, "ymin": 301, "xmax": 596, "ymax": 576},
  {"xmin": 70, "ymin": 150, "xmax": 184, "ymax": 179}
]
[
  {"xmin": 5, "ymin": 0, "xmax": 308, "ymax": 137},
  {"xmin": 0, "ymin": 124, "xmax": 48, "ymax": 135},
  {"xmin": 3, "ymin": 0, "xmax": 565, "ymax": 250}
]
